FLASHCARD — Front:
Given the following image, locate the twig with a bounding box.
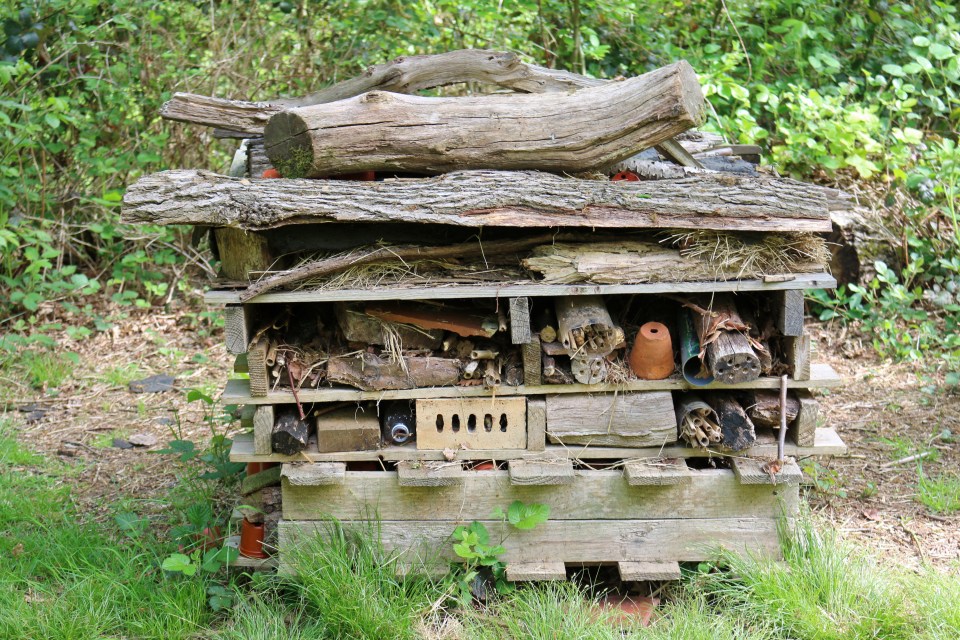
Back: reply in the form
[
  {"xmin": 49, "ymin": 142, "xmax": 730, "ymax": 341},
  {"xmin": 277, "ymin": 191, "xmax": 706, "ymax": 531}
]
[
  {"xmin": 778, "ymin": 374, "xmax": 788, "ymax": 463},
  {"xmin": 239, "ymin": 233, "xmax": 555, "ymax": 301},
  {"xmin": 880, "ymin": 451, "xmax": 934, "ymax": 469}
]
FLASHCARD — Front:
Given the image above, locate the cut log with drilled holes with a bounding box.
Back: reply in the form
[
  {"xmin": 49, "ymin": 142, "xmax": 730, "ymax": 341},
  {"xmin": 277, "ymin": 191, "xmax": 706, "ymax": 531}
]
[
  {"xmin": 252, "ymin": 405, "xmax": 275, "ymax": 456},
  {"xmin": 262, "ymin": 62, "xmax": 703, "ymax": 177},
  {"xmin": 122, "ymin": 170, "xmax": 835, "ymax": 234},
  {"xmin": 526, "ymin": 397, "xmax": 547, "ymax": 451},
  {"xmin": 415, "ymin": 397, "xmax": 527, "ymax": 450},
  {"xmin": 272, "ymin": 407, "xmax": 312, "ymax": 455},
  {"xmin": 695, "ymin": 295, "xmax": 761, "ymax": 385},
  {"xmin": 554, "ymin": 295, "xmax": 621, "ymax": 358},
  {"xmin": 546, "ymin": 392, "xmax": 676, "ymax": 447},
  {"xmin": 315, "ymin": 407, "xmax": 380, "ymax": 453},
  {"xmin": 160, "ymin": 49, "xmax": 604, "ymax": 134},
  {"xmin": 326, "ymin": 354, "xmax": 460, "ymax": 391},
  {"xmin": 745, "ymin": 391, "xmax": 800, "ymax": 428},
  {"xmin": 508, "ymin": 459, "xmax": 575, "ymax": 485},
  {"xmin": 706, "ymin": 394, "xmax": 757, "ymax": 452}
]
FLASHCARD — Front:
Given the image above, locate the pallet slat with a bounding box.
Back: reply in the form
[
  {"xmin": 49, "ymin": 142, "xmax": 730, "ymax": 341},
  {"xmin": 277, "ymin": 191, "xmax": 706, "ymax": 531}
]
[
  {"xmin": 281, "ymin": 462, "xmax": 346, "ymax": 486},
  {"xmin": 507, "ymin": 562, "xmax": 567, "ymax": 581},
  {"xmin": 730, "ymin": 458, "xmax": 803, "ymax": 485},
  {"xmin": 623, "ymin": 459, "xmax": 691, "ymax": 486},
  {"xmin": 396, "ymin": 461, "xmax": 464, "ymax": 487},
  {"xmin": 618, "ymin": 560, "xmax": 682, "ymax": 581},
  {"xmin": 508, "ymin": 459, "xmax": 575, "ymax": 485}
]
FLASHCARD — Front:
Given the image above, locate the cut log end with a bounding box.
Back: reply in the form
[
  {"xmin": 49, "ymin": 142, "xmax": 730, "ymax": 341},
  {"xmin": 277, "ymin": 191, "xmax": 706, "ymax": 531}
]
[{"xmin": 262, "ymin": 112, "xmax": 314, "ymax": 178}]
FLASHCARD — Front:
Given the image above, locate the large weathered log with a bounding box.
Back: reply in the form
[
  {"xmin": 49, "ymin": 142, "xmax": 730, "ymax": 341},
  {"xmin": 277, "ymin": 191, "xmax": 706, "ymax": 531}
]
[
  {"xmin": 262, "ymin": 61, "xmax": 704, "ymax": 177},
  {"xmin": 160, "ymin": 50, "xmax": 604, "ymax": 134},
  {"xmin": 122, "ymin": 170, "xmax": 833, "ymax": 233},
  {"xmin": 326, "ymin": 354, "xmax": 460, "ymax": 391},
  {"xmin": 706, "ymin": 394, "xmax": 757, "ymax": 452}
]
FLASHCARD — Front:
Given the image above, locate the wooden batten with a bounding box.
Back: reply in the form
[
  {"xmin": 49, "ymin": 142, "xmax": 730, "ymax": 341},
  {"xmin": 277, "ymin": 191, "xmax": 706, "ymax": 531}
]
[
  {"xmin": 223, "ymin": 305, "xmax": 252, "ymax": 354},
  {"xmin": 623, "ymin": 458, "xmax": 692, "ymax": 486},
  {"xmin": 315, "ymin": 407, "xmax": 380, "ymax": 453},
  {"xmin": 792, "ymin": 391, "xmax": 819, "ymax": 447},
  {"xmin": 526, "ymin": 397, "xmax": 547, "ymax": 451},
  {"xmin": 509, "ymin": 297, "xmax": 532, "ymax": 345},
  {"xmin": 785, "ymin": 334, "xmax": 812, "ymax": 381},
  {"xmin": 506, "ymin": 562, "xmax": 567, "ymax": 582},
  {"xmin": 281, "ymin": 462, "xmax": 346, "ymax": 486},
  {"xmin": 396, "ymin": 461, "xmax": 464, "ymax": 487},
  {"xmin": 508, "ymin": 459, "xmax": 575, "ymax": 485},
  {"xmin": 545, "ymin": 392, "xmax": 676, "ymax": 447},
  {"xmin": 730, "ymin": 458, "xmax": 803, "ymax": 485},
  {"xmin": 618, "ymin": 561, "xmax": 682, "ymax": 582},
  {"xmin": 775, "ymin": 289, "xmax": 805, "ymax": 337},
  {"xmin": 246, "ymin": 337, "xmax": 270, "ymax": 397},
  {"xmin": 252, "ymin": 404, "xmax": 274, "ymax": 455}
]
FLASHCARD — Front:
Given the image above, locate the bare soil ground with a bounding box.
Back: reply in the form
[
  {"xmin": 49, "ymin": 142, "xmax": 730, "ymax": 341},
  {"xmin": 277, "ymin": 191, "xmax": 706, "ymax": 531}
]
[{"xmin": 3, "ymin": 301, "xmax": 958, "ymax": 571}]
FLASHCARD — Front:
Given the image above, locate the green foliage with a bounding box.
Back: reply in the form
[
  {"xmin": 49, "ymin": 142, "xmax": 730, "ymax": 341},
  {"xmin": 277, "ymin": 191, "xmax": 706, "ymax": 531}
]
[{"xmin": 916, "ymin": 468, "xmax": 960, "ymax": 514}]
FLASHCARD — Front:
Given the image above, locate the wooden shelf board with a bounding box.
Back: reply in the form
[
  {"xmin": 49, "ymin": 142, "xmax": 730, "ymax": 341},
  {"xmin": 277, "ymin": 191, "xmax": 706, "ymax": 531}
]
[
  {"xmin": 222, "ymin": 362, "xmax": 840, "ymax": 404},
  {"xmin": 225, "ymin": 535, "xmax": 277, "ymax": 571},
  {"xmin": 229, "ymin": 426, "xmax": 847, "ymax": 462},
  {"xmin": 205, "ymin": 272, "xmax": 836, "ymax": 305}
]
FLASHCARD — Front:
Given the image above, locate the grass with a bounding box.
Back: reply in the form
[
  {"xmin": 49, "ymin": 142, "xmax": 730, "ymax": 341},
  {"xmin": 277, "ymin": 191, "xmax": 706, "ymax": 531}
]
[
  {"xmin": 916, "ymin": 469, "xmax": 960, "ymax": 514},
  {"xmin": 21, "ymin": 350, "xmax": 79, "ymax": 389}
]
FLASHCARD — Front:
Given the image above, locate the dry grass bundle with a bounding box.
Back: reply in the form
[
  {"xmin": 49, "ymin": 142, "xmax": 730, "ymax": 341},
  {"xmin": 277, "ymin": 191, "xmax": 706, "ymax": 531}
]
[{"xmin": 663, "ymin": 231, "xmax": 830, "ymax": 278}]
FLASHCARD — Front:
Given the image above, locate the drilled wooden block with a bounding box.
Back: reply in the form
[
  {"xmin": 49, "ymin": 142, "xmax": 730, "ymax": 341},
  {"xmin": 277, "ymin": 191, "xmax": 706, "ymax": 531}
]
[
  {"xmin": 416, "ymin": 397, "xmax": 527, "ymax": 450},
  {"xmin": 618, "ymin": 560, "xmax": 681, "ymax": 581},
  {"xmin": 506, "ymin": 562, "xmax": 566, "ymax": 581},
  {"xmin": 731, "ymin": 457, "xmax": 803, "ymax": 485},
  {"xmin": 623, "ymin": 458, "xmax": 691, "ymax": 486},
  {"xmin": 508, "ymin": 459, "xmax": 575, "ymax": 485}
]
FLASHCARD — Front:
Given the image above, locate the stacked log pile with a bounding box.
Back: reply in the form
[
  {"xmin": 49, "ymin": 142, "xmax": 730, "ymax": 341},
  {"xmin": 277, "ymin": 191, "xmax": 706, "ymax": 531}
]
[{"xmin": 124, "ymin": 50, "xmax": 845, "ymax": 576}]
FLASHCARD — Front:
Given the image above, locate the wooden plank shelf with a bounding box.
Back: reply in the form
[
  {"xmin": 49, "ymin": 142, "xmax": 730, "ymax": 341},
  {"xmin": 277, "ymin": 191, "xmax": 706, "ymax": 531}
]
[
  {"xmin": 222, "ymin": 362, "xmax": 841, "ymax": 404},
  {"xmin": 205, "ymin": 272, "xmax": 836, "ymax": 305},
  {"xmin": 229, "ymin": 426, "xmax": 847, "ymax": 462}
]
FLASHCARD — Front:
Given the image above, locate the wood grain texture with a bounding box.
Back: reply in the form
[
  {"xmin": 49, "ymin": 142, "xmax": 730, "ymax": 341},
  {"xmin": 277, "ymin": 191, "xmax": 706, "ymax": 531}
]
[
  {"xmin": 618, "ymin": 561, "xmax": 682, "ymax": 581},
  {"xmin": 522, "ymin": 337, "xmax": 543, "ymax": 387},
  {"xmin": 281, "ymin": 462, "xmax": 346, "ymax": 486},
  {"xmin": 223, "ymin": 305, "xmax": 251, "ymax": 354},
  {"xmin": 327, "ymin": 354, "xmax": 460, "ymax": 391},
  {"xmin": 315, "ymin": 407, "xmax": 380, "ymax": 453},
  {"xmin": 233, "ymin": 426, "xmax": 847, "ymax": 463},
  {"xmin": 246, "ymin": 337, "xmax": 270, "ymax": 397},
  {"xmin": 160, "ymin": 49, "xmax": 604, "ymax": 134},
  {"xmin": 623, "ymin": 458, "xmax": 692, "ymax": 486},
  {"xmin": 280, "ymin": 468, "xmax": 798, "ymax": 521},
  {"xmin": 279, "ymin": 517, "xmax": 787, "ymax": 565},
  {"xmin": 545, "ymin": 392, "xmax": 676, "ymax": 447},
  {"xmin": 526, "ymin": 397, "xmax": 547, "ymax": 452},
  {"xmin": 508, "ymin": 459, "xmax": 575, "ymax": 485},
  {"xmin": 122, "ymin": 170, "xmax": 833, "ymax": 234},
  {"xmin": 775, "ymin": 289, "xmax": 806, "ymax": 336},
  {"xmin": 509, "ymin": 297, "xmax": 532, "ymax": 345},
  {"xmin": 214, "ymin": 227, "xmax": 273, "ymax": 280},
  {"xmin": 785, "ymin": 334, "xmax": 812, "ymax": 381},
  {"xmin": 506, "ymin": 562, "xmax": 567, "ymax": 581},
  {"xmin": 396, "ymin": 461, "xmax": 464, "ymax": 487},
  {"xmin": 792, "ymin": 390, "xmax": 819, "ymax": 447},
  {"xmin": 731, "ymin": 458, "xmax": 803, "ymax": 485},
  {"xmin": 253, "ymin": 405, "xmax": 274, "ymax": 456},
  {"xmin": 263, "ymin": 62, "xmax": 704, "ymax": 176}
]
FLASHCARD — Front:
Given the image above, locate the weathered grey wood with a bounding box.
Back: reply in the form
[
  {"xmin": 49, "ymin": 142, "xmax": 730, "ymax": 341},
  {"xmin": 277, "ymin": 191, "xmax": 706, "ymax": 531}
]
[
  {"xmin": 522, "ymin": 337, "xmax": 542, "ymax": 387},
  {"xmin": 241, "ymin": 465, "xmax": 282, "ymax": 495},
  {"xmin": 214, "ymin": 227, "xmax": 273, "ymax": 281},
  {"xmin": 253, "ymin": 405, "xmax": 274, "ymax": 456},
  {"xmin": 326, "ymin": 354, "xmax": 460, "ymax": 391},
  {"xmin": 731, "ymin": 457, "xmax": 803, "ymax": 485},
  {"xmin": 160, "ymin": 49, "xmax": 604, "ymax": 134},
  {"xmin": 272, "ymin": 407, "xmax": 311, "ymax": 455},
  {"xmin": 526, "ymin": 397, "xmax": 547, "ymax": 452},
  {"xmin": 240, "ymin": 404, "xmax": 256, "ymax": 430},
  {"xmin": 792, "ymin": 391, "xmax": 819, "ymax": 447},
  {"xmin": 524, "ymin": 240, "xmax": 825, "ymax": 285},
  {"xmin": 247, "ymin": 337, "xmax": 270, "ymax": 397},
  {"xmin": 205, "ymin": 272, "xmax": 838, "ymax": 306},
  {"xmin": 785, "ymin": 335, "xmax": 812, "ymax": 381},
  {"xmin": 775, "ymin": 290, "xmax": 805, "ymax": 336},
  {"xmin": 506, "ymin": 562, "xmax": 566, "ymax": 582},
  {"xmin": 545, "ymin": 392, "xmax": 676, "ymax": 447},
  {"xmin": 745, "ymin": 390, "xmax": 800, "ymax": 428},
  {"xmin": 315, "ymin": 407, "xmax": 380, "ymax": 453},
  {"xmin": 122, "ymin": 170, "xmax": 834, "ymax": 234},
  {"xmin": 396, "ymin": 461, "xmax": 464, "ymax": 487},
  {"xmin": 223, "ymin": 305, "xmax": 252, "ymax": 354},
  {"xmin": 618, "ymin": 561, "xmax": 682, "ymax": 582},
  {"xmin": 509, "ymin": 298, "xmax": 532, "ymax": 345},
  {"xmin": 279, "ymin": 517, "xmax": 786, "ymax": 566},
  {"xmin": 263, "ymin": 62, "xmax": 703, "ymax": 177},
  {"xmin": 280, "ymin": 467, "xmax": 798, "ymax": 521},
  {"xmin": 281, "ymin": 462, "xmax": 346, "ymax": 486},
  {"xmin": 707, "ymin": 394, "xmax": 757, "ymax": 452},
  {"xmin": 335, "ymin": 303, "xmax": 442, "ymax": 349},
  {"xmin": 395, "ymin": 559, "xmax": 449, "ymax": 579},
  {"xmin": 231, "ymin": 426, "xmax": 847, "ymax": 463},
  {"xmin": 508, "ymin": 459, "xmax": 575, "ymax": 485},
  {"xmin": 623, "ymin": 458, "xmax": 691, "ymax": 486},
  {"xmin": 222, "ymin": 362, "xmax": 842, "ymax": 405}
]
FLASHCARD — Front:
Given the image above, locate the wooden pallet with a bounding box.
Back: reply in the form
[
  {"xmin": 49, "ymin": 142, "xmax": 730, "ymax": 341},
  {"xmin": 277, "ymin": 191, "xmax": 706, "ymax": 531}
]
[{"xmin": 277, "ymin": 464, "xmax": 796, "ymax": 576}]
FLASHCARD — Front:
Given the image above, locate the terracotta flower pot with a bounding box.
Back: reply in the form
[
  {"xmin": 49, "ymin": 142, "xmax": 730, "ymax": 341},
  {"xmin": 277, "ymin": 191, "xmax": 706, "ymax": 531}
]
[
  {"xmin": 629, "ymin": 322, "xmax": 675, "ymax": 380},
  {"xmin": 472, "ymin": 461, "xmax": 496, "ymax": 471},
  {"xmin": 238, "ymin": 519, "xmax": 267, "ymax": 559},
  {"xmin": 246, "ymin": 462, "xmax": 263, "ymax": 476}
]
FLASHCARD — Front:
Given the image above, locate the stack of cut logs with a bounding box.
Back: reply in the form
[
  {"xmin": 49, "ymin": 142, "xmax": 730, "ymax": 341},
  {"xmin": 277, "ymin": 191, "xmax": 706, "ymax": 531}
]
[{"xmin": 123, "ymin": 50, "xmax": 846, "ymax": 578}]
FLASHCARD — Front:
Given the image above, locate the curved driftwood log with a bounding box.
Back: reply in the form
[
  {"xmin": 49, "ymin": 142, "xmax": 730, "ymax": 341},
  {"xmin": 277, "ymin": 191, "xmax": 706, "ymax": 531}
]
[
  {"xmin": 262, "ymin": 61, "xmax": 704, "ymax": 177},
  {"xmin": 122, "ymin": 170, "xmax": 833, "ymax": 233},
  {"xmin": 160, "ymin": 49, "xmax": 604, "ymax": 134}
]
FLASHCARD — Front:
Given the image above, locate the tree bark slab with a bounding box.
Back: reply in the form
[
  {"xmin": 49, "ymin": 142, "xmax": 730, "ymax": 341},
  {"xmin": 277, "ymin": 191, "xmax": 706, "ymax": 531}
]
[{"xmin": 122, "ymin": 170, "xmax": 833, "ymax": 233}]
